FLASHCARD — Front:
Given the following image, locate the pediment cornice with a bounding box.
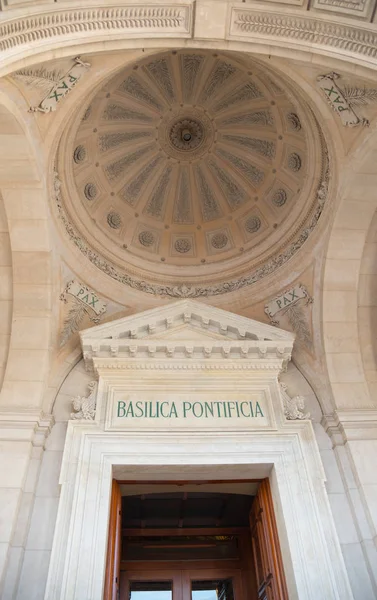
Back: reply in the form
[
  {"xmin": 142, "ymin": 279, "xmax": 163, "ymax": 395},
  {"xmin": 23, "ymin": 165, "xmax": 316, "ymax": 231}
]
[{"xmin": 80, "ymin": 300, "xmax": 294, "ymax": 370}]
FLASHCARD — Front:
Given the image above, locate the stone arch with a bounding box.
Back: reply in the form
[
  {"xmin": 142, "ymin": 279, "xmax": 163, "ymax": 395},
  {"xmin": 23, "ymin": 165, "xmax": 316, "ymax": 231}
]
[
  {"xmin": 358, "ymin": 206, "xmax": 377, "ymax": 402},
  {"xmin": 322, "ymin": 127, "xmax": 377, "ymax": 413},
  {"xmin": 0, "ymin": 86, "xmax": 54, "ymax": 415},
  {"xmin": 0, "ymin": 84, "xmax": 57, "ymax": 593},
  {"xmin": 0, "ymin": 189, "xmax": 12, "ymax": 391},
  {"xmin": 2, "ymin": 5, "xmax": 377, "ymax": 77}
]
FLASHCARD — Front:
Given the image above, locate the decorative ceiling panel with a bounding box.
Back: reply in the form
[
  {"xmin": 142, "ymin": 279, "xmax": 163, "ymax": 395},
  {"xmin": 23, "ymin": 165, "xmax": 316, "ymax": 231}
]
[{"xmin": 55, "ymin": 50, "xmax": 327, "ymax": 298}]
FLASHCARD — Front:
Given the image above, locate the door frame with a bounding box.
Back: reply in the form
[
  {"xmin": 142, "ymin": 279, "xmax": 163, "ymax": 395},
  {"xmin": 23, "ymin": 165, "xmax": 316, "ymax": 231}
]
[{"xmin": 45, "ymin": 430, "xmax": 353, "ymax": 600}]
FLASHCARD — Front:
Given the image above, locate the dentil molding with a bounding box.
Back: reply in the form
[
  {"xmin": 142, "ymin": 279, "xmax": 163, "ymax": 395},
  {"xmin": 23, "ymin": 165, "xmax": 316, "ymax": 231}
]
[{"xmin": 80, "ymin": 299, "xmax": 294, "ymax": 370}]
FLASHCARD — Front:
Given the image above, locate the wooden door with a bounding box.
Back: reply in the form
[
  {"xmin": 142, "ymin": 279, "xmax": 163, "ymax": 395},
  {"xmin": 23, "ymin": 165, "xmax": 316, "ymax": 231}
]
[
  {"xmin": 121, "ymin": 567, "xmax": 243, "ymax": 600},
  {"xmin": 120, "ymin": 569, "xmax": 182, "ymax": 600},
  {"xmin": 104, "ymin": 480, "xmax": 122, "ymax": 600},
  {"xmin": 182, "ymin": 567, "xmax": 243, "ymax": 600},
  {"xmin": 249, "ymin": 480, "xmax": 288, "ymax": 600}
]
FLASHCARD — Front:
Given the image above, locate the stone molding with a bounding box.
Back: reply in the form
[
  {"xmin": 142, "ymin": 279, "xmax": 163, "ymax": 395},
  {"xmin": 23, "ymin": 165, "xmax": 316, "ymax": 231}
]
[
  {"xmin": 0, "ymin": 2, "xmax": 377, "ymax": 72},
  {"xmin": 229, "ymin": 7, "xmax": 377, "ymax": 64},
  {"xmin": 80, "ymin": 299, "xmax": 295, "ymax": 341},
  {"xmin": 92, "ymin": 360, "xmax": 291, "ymax": 370},
  {"xmin": 322, "ymin": 409, "xmax": 377, "ymax": 443},
  {"xmin": 0, "ymin": 409, "xmax": 55, "ymax": 446},
  {"xmin": 45, "ymin": 424, "xmax": 353, "ymax": 599},
  {"xmin": 0, "ymin": 3, "xmax": 193, "ymax": 54},
  {"xmin": 312, "ymin": 0, "xmax": 375, "ymax": 20},
  {"xmin": 81, "ymin": 299, "xmax": 294, "ymax": 369}
]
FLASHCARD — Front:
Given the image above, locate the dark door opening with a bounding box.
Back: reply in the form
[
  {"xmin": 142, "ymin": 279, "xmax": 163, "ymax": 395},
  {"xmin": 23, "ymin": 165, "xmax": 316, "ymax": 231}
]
[{"xmin": 104, "ymin": 480, "xmax": 288, "ymax": 600}]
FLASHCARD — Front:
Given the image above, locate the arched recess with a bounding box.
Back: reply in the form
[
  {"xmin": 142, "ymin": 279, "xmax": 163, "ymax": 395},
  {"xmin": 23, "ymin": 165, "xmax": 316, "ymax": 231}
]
[
  {"xmin": 322, "ymin": 145, "xmax": 377, "ymax": 598},
  {"xmin": 358, "ymin": 209, "xmax": 377, "ymax": 401},
  {"xmin": 0, "ymin": 190, "xmax": 12, "ymax": 391},
  {"xmin": 0, "ymin": 85, "xmax": 54, "ymax": 415},
  {"xmin": 0, "ymin": 84, "xmax": 56, "ymax": 588},
  {"xmin": 323, "ymin": 127, "xmax": 377, "ymax": 413}
]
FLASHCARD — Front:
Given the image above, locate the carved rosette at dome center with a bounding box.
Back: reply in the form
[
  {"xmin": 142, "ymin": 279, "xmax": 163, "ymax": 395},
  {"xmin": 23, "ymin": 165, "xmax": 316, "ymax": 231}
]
[
  {"xmin": 170, "ymin": 118, "xmax": 204, "ymax": 151},
  {"xmin": 55, "ymin": 49, "xmax": 327, "ymax": 297},
  {"xmin": 161, "ymin": 109, "xmax": 215, "ymax": 159}
]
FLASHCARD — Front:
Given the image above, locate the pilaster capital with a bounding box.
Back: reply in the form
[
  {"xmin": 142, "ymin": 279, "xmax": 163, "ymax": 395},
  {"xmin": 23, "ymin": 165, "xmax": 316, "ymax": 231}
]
[
  {"xmin": 321, "ymin": 409, "xmax": 377, "ymax": 445},
  {"xmin": 0, "ymin": 408, "xmax": 55, "ymax": 446}
]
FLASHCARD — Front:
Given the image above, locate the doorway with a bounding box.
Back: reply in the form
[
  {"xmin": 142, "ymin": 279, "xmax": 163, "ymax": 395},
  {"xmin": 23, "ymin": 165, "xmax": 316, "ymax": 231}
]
[{"xmin": 104, "ymin": 480, "xmax": 288, "ymax": 600}]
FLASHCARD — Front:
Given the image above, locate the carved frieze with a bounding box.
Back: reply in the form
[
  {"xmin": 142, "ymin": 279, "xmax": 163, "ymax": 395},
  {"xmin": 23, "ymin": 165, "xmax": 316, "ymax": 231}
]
[
  {"xmin": 230, "ymin": 9, "xmax": 377, "ymax": 58},
  {"xmin": 0, "ymin": 6, "xmax": 193, "ymax": 53}
]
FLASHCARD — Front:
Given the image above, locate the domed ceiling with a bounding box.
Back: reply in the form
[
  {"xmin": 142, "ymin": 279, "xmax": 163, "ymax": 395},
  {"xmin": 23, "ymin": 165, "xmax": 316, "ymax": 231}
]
[{"xmin": 56, "ymin": 50, "xmax": 328, "ymax": 297}]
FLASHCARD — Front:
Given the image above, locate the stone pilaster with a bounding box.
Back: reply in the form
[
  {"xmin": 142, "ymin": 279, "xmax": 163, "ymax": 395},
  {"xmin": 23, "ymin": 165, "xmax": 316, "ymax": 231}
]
[
  {"xmin": 322, "ymin": 410, "xmax": 377, "ymax": 596},
  {"xmin": 0, "ymin": 410, "xmax": 54, "ymax": 596}
]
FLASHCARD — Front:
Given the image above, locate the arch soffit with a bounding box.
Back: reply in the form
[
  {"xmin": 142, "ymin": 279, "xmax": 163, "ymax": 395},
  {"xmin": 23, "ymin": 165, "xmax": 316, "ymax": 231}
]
[
  {"xmin": 2, "ymin": 3, "xmax": 377, "ymax": 77},
  {"xmin": 322, "ymin": 124, "xmax": 377, "ymax": 413},
  {"xmin": 0, "ymin": 87, "xmax": 54, "ymax": 414}
]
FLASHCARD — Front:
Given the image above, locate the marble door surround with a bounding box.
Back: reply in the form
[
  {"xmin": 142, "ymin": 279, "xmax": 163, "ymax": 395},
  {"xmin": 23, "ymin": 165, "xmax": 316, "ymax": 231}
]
[{"xmin": 45, "ymin": 301, "xmax": 353, "ymax": 599}]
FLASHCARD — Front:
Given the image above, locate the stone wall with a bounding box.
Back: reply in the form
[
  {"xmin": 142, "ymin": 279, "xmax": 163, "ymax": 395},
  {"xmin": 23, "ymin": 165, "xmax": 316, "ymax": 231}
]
[
  {"xmin": 0, "ymin": 4, "xmax": 377, "ymax": 596},
  {"xmin": 3, "ymin": 357, "xmax": 376, "ymax": 598}
]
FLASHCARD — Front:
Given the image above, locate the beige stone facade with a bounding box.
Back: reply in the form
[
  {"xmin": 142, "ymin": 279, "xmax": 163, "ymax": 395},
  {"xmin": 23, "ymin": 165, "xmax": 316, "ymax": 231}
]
[{"xmin": 1, "ymin": 0, "xmax": 377, "ymax": 598}]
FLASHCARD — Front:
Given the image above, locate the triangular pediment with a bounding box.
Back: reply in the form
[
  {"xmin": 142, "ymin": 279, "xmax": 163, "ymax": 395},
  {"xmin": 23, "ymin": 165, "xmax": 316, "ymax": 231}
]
[
  {"xmin": 80, "ymin": 299, "xmax": 294, "ymax": 343},
  {"xmin": 146, "ymin": 323, "xmax": 227, "ymax": 342},
  {"xmin": 80, "ymin": 301, "xmax": 294, "ymax": 369}
]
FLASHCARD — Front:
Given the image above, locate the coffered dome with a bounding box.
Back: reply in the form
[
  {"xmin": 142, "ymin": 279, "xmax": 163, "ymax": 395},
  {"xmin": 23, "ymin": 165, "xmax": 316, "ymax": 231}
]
[{"xmin": 56, "ymin": 50, "xmax": 327, "ymax": 297}]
